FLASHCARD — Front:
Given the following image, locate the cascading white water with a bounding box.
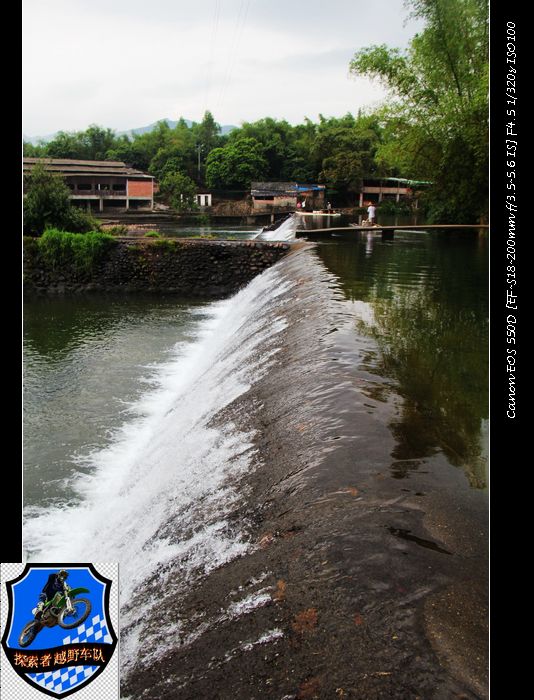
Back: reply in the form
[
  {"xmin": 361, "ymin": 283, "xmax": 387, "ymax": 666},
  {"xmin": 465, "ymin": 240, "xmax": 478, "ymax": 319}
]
[
  {"xmin": 23, "ymin": 260, "xmax": 296, "ymax": 675},
  {"xmin": 254, "ymin": 214, "xmax": 298, "ymax": 241}
]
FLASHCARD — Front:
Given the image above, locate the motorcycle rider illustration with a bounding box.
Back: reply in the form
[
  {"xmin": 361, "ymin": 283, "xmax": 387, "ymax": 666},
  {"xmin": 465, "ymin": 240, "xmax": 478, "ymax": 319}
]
[
  {"xmin": 18, "ymin": 570, "xmax": 92, "ymax": 647},
  {"xmin": 34, "ymin": 569, "xmax": 70, "ymax": 620}
]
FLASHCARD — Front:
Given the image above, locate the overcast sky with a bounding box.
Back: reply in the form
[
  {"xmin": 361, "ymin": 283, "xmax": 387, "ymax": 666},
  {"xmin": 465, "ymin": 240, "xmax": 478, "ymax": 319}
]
[{"xmin": 23, "ymin": 0, "xmax": 423, "ymax": 138}]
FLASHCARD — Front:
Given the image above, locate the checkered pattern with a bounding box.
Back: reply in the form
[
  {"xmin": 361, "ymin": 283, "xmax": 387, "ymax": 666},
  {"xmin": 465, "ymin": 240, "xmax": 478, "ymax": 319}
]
[
  {"xmin": 27, "ymin": 666, "xmax": 98, "ymax": 694},
  {"xmin": 61, "ymin": 614, "xmax": 113, "ymax": 645},
  {"xmin": 23, "ymin": 614, "xmax": 113, "ymax": 693}
]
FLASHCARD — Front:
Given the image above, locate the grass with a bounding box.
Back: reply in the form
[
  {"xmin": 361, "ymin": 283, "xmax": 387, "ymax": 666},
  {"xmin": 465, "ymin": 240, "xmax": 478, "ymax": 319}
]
[{"xmin": 32, "ymin": 228, "xmax": 117, "ymax": 277}]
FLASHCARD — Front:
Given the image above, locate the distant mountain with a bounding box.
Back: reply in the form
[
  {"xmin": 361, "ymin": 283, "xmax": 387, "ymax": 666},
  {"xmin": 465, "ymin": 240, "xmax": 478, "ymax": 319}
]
[
  {"xmin": 24, "ymin": 119, "xmax": 237, "ymax": 145},
  {"xmin": 118, "ymin": 118, "xmax": 236, "ymax": 138}
]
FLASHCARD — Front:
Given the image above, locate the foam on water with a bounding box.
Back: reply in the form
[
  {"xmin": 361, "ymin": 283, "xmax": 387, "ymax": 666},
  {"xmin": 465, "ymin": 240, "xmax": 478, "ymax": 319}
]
[
  {"xmin": 254, "ymin": 214, "xmax": 298, "ymax": 241},
  {"xmin": 24, "ymin": 261, "xmax": 295, "ymax": 674}
]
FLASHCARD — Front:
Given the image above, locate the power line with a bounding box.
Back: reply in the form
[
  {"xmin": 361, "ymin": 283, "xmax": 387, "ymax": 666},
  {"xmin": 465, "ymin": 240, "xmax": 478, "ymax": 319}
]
[
  {"xmin": 203, "ymin": 0, "xmax": 221, "ymax": 116},
  {"xmin": 216, "ymin": 0, "xmax": 250, "ymax": 114}
]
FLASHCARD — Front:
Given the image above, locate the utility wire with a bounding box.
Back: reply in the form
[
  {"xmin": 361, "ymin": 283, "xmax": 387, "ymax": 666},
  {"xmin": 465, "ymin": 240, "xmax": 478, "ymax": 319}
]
[
  {"xmin": 216, "ymin": 0, "xmax": 250, "ymax": 114},
  {"xmin": 203, "ymin": 0, "xmax": 221, "ymax": 116}
]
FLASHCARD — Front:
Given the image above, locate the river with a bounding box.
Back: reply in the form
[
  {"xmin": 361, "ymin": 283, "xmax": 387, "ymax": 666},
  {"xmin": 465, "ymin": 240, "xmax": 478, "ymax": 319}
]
[{"xmin": 23, "ymin": 216, "xmax": 488, "ymax": 698}]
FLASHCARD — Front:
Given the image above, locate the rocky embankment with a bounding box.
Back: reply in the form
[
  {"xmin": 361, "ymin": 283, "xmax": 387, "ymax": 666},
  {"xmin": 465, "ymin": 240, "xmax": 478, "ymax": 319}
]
[{"xmin": 23, "ymin": 238, "xmax": 290, "ymax": 297}]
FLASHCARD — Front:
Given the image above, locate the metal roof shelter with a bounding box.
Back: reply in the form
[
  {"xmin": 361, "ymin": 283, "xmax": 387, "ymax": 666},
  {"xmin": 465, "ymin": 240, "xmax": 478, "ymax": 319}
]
[
  {"xmin": 296, "ymin": 183, "xmax": 326, "ymax": 192},
  {"xmin": 251, "ymin": 182, "xmax": 297, "ymax": 196},
  {"xmin": 23, "ymin": 158, "xmax": 154, "ymax": 180},
  {"xmin": 251, "ymin": 182, "xmax": 326, "ymax": 196},
  {"xmin": 376, "ymin": 177, "xmax": 433, "ymax": 186}
]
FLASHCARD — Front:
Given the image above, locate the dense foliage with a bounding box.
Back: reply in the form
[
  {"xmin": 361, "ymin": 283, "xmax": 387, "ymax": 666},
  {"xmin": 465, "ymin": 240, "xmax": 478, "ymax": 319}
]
[
  {"xmin": 350, "ymin": 0, "xmax": 488, "ymax": 222},
  {"xmin": 24, "ymin": 111, "xmax": 391, "ymax": 205},
  {"xmin": 159, "ymin": 171, "xmax": 198, "ymax": 212},
  {"xmin": 27, "ymin": 229, "xmax": 116, "ymax": 277},
  {"xmin": 23, "ymin": 164, "xmax": 99, "ymax": 236},
  {"xmin": 206, "ymin": 138, "xmax": 268, "ymax": 190}
]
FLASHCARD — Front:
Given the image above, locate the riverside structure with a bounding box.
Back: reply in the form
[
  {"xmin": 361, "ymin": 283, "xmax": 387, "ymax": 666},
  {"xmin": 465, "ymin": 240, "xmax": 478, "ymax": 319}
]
[{"xmin": 23, "ymin": 158, "xmax": 155, "ymax": 213}]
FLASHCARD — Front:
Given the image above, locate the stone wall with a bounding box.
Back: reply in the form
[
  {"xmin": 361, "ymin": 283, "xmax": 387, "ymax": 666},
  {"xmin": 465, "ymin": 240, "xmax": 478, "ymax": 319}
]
[
  {"xmin": 24, "ymin": 237, "xmax": 291, "ymax": 298},
  {"xmin": 210, "ymin": 199, "xmax": 253, "ymax": 216}
]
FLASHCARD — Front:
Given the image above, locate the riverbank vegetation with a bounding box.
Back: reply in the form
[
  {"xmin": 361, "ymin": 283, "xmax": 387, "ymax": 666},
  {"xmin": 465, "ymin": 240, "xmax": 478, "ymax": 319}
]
[
  {"xmin": 24, "ymin": 229, "xmax": 117, "ymax": 278},
  {"xmin": 350, "ymin": 0, "xmax": 488, "ymax": 223},
  {"xmin": 24, "ymin": 0, "xmax": 487, "ymax": 223},
  {"xmin": 24, "ymin": 164, "xmax": 100, "ymax": 236}
]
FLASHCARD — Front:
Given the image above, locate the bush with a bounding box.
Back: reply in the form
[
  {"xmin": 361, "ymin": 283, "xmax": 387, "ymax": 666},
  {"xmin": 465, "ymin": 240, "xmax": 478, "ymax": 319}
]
[
  {"xmin": 62, "ymin": 206, "xmax": 100, "ymax": 233},
  {"xmin": 24, "ymin": 163, "xmax": 100, "ymax": 235},
  {"xmin": 36, "ymin": 229, "xmax": 117, "ymax": 277},
  {"xmin": 144, "ymin": 231, "xmax": 161, "ymax": 238}
]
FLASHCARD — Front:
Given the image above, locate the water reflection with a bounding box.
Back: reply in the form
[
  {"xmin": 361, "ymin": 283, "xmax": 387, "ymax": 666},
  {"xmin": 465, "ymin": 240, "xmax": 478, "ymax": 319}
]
[
  {"xmin": 365, "ymin": 232, "xmax": 374, "ymax": 257},
  {"xmin": 23, "ymin": 295, "xmax": 204, "ymax": 359},
  {"xmin": 296, "ymin": 213, "xmax": 423, "ymax": 232},
  {"xmin": 316, "ymin": 234, "xmax": 488, "ymax": 489}
]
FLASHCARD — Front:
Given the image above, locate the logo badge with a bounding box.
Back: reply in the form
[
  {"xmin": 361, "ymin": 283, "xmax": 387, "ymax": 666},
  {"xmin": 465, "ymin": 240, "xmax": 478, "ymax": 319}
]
[{"xmin": 1, "ymin": 563, "xmax": 118, "ymax": 698}]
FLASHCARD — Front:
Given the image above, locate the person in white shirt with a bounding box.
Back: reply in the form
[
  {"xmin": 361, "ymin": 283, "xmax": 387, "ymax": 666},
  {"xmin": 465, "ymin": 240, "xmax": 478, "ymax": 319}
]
[{"xmin": 367, "ymin": 204, "xmax": 376, "ymax": 224}]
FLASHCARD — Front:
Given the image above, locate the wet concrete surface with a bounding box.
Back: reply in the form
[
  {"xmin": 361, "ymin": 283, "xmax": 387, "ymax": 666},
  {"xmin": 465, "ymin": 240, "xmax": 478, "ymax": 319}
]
[{"xmin": 123, "ymin": 247, "xmax": 488, "ymax": 699}]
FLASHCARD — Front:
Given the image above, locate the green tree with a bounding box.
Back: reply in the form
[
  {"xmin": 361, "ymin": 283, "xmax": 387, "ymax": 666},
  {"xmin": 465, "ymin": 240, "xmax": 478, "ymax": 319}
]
[
  {"xmin": 314, "ymin": 113, "xmax": 386, "ymax": 194},
  {"xmin": 44, "ymin": 124, "xmax": 119, "ymax": 161},
  {"xmin": 350, "ymin": 0, "xmax": 488, "ymax": 223},
  {"xmin": 147, "ymin": 122, "xmax": 196, "ymax": 181},
  {"xmin": 228, "ymin": 118, "xmax": 295, "ymax": 179},
  {"xmin": 283, "ymin": 118, "xmax": 319, "ymax": 182},
  {"xmin": 107, "ymin": 121, "xmax": 173, "ymax": 170},
  {"xmin": 46, "ymin": 131, "xmax": 86, "ymax": 159},
  {"xmin": 205, "ymin": 138, "xmax": 268, "ymax": 189},
  {"xmin": 192, "ymin": 111, "xmax": 222, "ymax": 154},
  {"xmin": 159, "ymin": 171, "xmax": 198, "ymax": 212},
  {"xmin": 24, "ymin": 163, "xmax": 97, "ymax": 235},
  {"xmin": 106, "ymin": 135, "xmax": 153, "ymax": 170},
  {"xmin": 23, "ymin": 141, "xmax": 47, "ymax": 157},
  {"xmin": 83, "ymin": 125, "xmax": 118, "ymax": 160}
]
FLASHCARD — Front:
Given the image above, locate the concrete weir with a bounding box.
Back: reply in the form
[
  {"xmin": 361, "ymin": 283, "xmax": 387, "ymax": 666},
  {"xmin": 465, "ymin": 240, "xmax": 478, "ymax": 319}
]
[
  {"xmin": 119, "ymin": 246, "xmax": 487, "ymax": 700},
  {"xmin": 23, "ymin": 235, "xmax": 487, "ymax": 698},
  {"xmin": 23, "ymin": 237, "xmax": 291, "ymax": 297}
]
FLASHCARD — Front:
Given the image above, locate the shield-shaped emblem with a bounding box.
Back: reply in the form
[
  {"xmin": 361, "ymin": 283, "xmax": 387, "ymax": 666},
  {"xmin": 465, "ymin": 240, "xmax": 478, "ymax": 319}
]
[{"xmin": 1, "ymin": 563, "xmax": 117, "ymax": 698}]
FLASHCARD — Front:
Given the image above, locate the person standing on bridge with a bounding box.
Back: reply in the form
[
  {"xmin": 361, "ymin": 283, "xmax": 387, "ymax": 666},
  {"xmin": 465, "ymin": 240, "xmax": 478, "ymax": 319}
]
[{"xmin": 367, "ymin": 203, "xmax": 377, "ymax": 225}]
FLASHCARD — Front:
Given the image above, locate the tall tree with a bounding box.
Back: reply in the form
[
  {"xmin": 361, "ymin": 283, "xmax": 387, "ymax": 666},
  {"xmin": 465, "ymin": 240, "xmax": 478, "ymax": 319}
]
[
  {"xmin": 159, "ymin": 171, "xmax": 198, "ymax": 212},
  {"xmin": 228, "ymin": 118, "xmax": 295, "ymax": 180},
  {"xmin": 192, "ymin": 111, "xmax": 222, "ymax": 154},
  {"xmin": 205, "ymin": 138, "xmax": 268, "ymax": 190},
  {"xmin": 44, "ymin": 125, "xmax": 118, "ymax": 160},
  {"xmin": 350, "ymin": 0, "xmax": 488, "ymax": 222},
  {"xmin": 314, "ymin": 113, "xmax": 386, "ymax": 195}
]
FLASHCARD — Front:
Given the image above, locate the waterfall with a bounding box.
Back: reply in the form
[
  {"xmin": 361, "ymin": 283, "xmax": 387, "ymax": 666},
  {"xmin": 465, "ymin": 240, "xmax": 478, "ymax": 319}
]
[
  {"xmin": 254, "ymin": 214, "xmax": 297, "ymax": 241},
  {"xmin": 23, "ymin": 256, "xmax": 299, "ymax": 675}
]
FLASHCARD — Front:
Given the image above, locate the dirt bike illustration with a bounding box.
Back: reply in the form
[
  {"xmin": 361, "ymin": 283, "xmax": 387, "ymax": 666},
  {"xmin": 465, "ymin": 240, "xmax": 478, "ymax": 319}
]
[{"xmin": 18, "ymin": 587, "xmax": 92, "ymax": 648}]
